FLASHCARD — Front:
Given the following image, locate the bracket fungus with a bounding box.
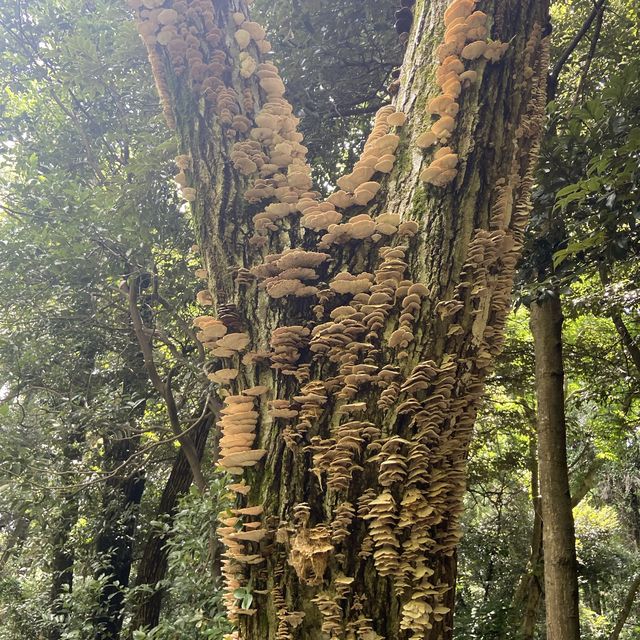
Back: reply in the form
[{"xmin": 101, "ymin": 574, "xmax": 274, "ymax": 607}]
[{"xmin": 130, "ymin": 0, "xmax": 552, "ymax": 633}]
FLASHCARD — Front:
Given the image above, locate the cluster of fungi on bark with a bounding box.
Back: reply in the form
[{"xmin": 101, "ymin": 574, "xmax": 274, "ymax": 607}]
[
  {"xmin": 130, "ymin": 0, "xmax": 550, "ymax": 637},
  {"xmin": 416, "ymin": 1, "xmax": 509, "ymax": 186}
]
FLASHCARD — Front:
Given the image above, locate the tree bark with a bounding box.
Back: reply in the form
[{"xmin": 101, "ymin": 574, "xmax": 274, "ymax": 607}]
[
  {"xmin": 128, "ymin": 413, "xmax": 212, "ymax": 634},
  {"xmin": 134, "ymin": 0, "xmax": 551, "ymax": 637},
  {"xmin": 0, "ymin": 514, "xmax": 29, "ymax": 573},
  {"xmin": 513, "ymin": 455, "xmax": 602, "ymax": 639},
  {"xmin": 531, "ymin": 295, "xmax": 581, "ymax": 640},
  {"xmin": 48, "ymin": 492, "xmax": 79, "ymax": 640}
]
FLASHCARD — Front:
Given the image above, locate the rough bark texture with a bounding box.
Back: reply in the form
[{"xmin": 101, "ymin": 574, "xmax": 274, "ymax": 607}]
[
  {"xmin": 129, "ymin": 414, "xmax": 212, "ymax": 634},
  {"xmin": 133, "ymin": 0, "xmax": 551, "ymax": 638},
  {"xmin": 531, "ymin": 296, "xmax": 581, "ymax": 640}
]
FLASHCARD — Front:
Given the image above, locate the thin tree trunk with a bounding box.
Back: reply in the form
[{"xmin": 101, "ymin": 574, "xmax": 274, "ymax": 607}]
[
  {"xmin": 609, "ymin": 573, "xmax": 640, "ymax": 640},
  {"xmin": 513, "ymin": 454, "xmax": 602, "ymax": 639},
  {"xmin": 48, "ymin": 493, "xmax": 78, "ymax": 640},
  {"xmin": 94, "ymin": 468, "xmax": 146, "ymax": 640},
  {"xmin": 93, "ymin": 331, "xmax": 148, "ymax": 640},
  {"xmin": 512, "ymin": 432, "xmax": 544, "ymax": 640},
  {"xmin": 128, "ymin": 413, "xmax": 212, "ymax": 634},
  {"xmin": 599, "ymin": 266, "xmax": 640, "ymax": 375},
  {"xmin": 134, "ymin": 0, "xmax": 551, "ymax": 637},
  {"xmin": 531, "ymin": 295, "xmax": 581, "ymax": 640}
]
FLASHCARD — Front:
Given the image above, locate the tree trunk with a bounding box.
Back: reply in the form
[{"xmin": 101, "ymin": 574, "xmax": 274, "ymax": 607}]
[
  {"xmin": 48, "ymin": 492, "xmax": 79, "ymax": 640},
  {"xmin": 134, "ymin": 0, "xmax": 551, "ymax": 637},
  {"xmin": 531, "ymin": 295, "xmax": 581, "ymax": 640},
  {"xmin": 513, "ymin": 453, "xmax": 602, "ymax": 639},
  {"xmin": 512, "ymin": 432, "xmax": 544, "ymax": 640},
  {"xmin": 0, "ymin": 514, "xmax": 29, "ymax": 573},
  {"xmin": 128, "ymin": 413, "xmax": 212, "ymax": 634},
  {"xmin": 93, "ymin": 468, "xmax": 146, "ymax": 640},
  {"xmin": 93, "ymin": 332, "xmax": 148, "ymax": 640}
]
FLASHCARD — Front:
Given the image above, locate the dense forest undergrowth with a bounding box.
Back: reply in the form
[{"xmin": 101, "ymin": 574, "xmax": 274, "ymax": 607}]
[{"xmin": 0, "ymin": 0, "xmax": 639, "ymax": 639}]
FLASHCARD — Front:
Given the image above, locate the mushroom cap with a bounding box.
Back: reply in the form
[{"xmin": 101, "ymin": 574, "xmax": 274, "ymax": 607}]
[
  {"xmin": 377, "ymin": 212, "xmax": 401, "ymax": 226},
  {"xmin": 208, "ymin": 368, "xmax": 239, "ymax": 384},
  {"xmin": 217, "ymin": 333, "xmax": 251, "ymax": 351},
  {"xmin": 220, "ymin": 449, "xmax": 267, "ymax": 468},
  {"xmin": 243, "ymin": 385, "xmax": 269, "ymax": 396},
  {"xmin": 431, "ymin": 115, "xmax": 456, "ymax": 140},
  {"xmin": 444, "ymin": 0, "xmax": 475, "ymax": 26},
  {"xmin": 243, "ymin": 21, "xmax": 266, "ymax": 41},
  {"xmin": 234, "ymin": 29, "xmax": 251, "ymax": 49},
  {"xmin": 416, "ymin": 131, "xmax": 438, "ymax": 148},
  {"xmin": 327, "ymin": 190, "xmax": 354, "ymax": 209},
  {"xmin": 461, "ymin": 40, "xmax": 488, "ymax": 60},
  {"xmin": 386, "ymin": 111, "xmax": 407, "ymax": 127},
  {"xmin": 196, "ymin": 290, "xmax": 214, "ymax": 306},
  {"xmin": 330, "ymin": 272, "xmax": 374, "ymax": 295},
  {"xmin": 428, "ymin": 95, "xmax": 455, "ymax": 116},
  {"xmin": 198, "ymin": 321, "xmax": 228, "ymax": 340}
]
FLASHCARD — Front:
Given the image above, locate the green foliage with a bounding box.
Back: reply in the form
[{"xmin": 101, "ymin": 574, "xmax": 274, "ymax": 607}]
[{"xmin": 126, "ymin": 483, "xmax": 232, "ymax": 640}]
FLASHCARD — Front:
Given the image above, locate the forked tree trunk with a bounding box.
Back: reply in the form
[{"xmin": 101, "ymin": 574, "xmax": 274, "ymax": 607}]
[
  {"xmin": 132, "ymin": 0, "xmax": 550, "ymax": 638},
  {"xmin": 530, "ymin": 295, "xmax": 581, "ymax": 640}
]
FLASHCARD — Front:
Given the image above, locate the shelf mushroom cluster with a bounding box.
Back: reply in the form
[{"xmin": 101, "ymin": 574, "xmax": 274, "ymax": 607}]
[
  {"xmin": 308, "ymin": 421, "xmax": 380, "ymax": 492},
  {"xmin": 218, "ymin": 501, "xmax": 266, "ymax": 622},
  {"xmin": 133, "ymin": 0, "xmax": 551, "ymax": 635},
  {"xmin": 132, "ymin": 0, "xmax": 250, "ymax": 135},
  {"xmin": 418, "ymin": 0, "xmax": 508, "ymax": 187},
  {"xmin": 250, "ymin": 249, "xmax": 329, "ymax": 299}
]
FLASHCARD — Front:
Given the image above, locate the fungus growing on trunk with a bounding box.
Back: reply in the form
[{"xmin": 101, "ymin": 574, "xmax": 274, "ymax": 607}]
[{"xmin": 133, "ymin": 0, "xmax": 551, "ymax": 634}]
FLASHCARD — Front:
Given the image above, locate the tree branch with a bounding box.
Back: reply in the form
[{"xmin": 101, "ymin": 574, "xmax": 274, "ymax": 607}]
[
  {"xmin": 598, "ymin": 266, "xmax": 640, "ymax": 376},
  {"xmin": 608, "ymin": 573, "xmax": 640, "ymax": 640},
  {"xmin": 126, "ymin": 276, "xmax": 208, "ymax": 493},
  {"xmin": 548, "ymin": 0, "xmax": 608, "ymax": 99},
  {"xmin": 571, "ymin": 3, "xmax": 605, "ymax": 107},
  {"xmin": 571, "ymin": 457, "xmax": 604, "ymax": 508}
]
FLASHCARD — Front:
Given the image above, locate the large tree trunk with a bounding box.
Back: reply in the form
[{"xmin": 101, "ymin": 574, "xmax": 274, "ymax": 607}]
[
  {"xmin": 530, "ymin": 295, "xmax": 581, "ymax": 640},
  {"xmin": 132, "ymin": 0, "xmax": 550, "ymax": 637},
  {"xmin": 128, "ymin": 413, "xmax": 212, "ymax": 634}
]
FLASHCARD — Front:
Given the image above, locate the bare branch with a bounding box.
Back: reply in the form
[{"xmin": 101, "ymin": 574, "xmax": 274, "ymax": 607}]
[{"xmin": 548, "ymin": 0, "xmax": 608, "ymax": 99}]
